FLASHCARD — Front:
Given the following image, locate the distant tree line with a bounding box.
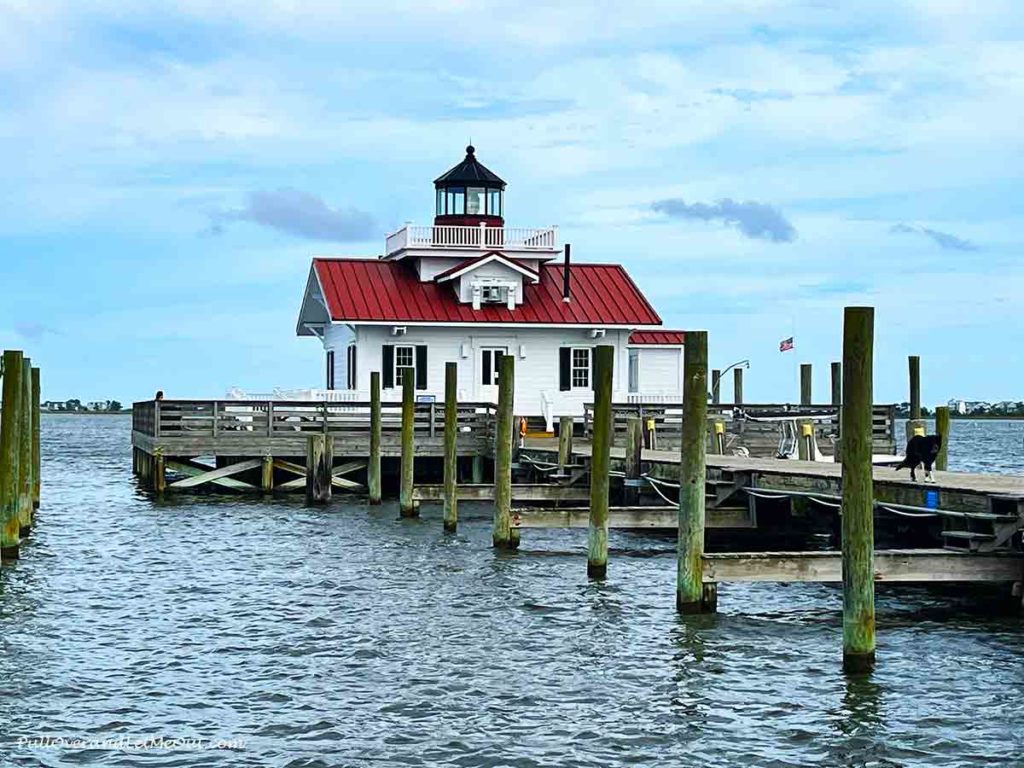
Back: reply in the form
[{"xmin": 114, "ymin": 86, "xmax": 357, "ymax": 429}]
[{"xmin": 41, "ymin": 399, "xmax": 125, "ymax": 413}]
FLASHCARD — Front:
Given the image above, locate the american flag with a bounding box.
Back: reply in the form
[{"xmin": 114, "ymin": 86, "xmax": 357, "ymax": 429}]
[{"xmin": 779, "ymin": 336, "xmax": 794, "ymax": 352}]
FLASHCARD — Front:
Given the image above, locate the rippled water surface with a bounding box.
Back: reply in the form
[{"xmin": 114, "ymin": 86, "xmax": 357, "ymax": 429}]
[{"xmin": 2, "ymin": 415, "xmax": 1023, "ymax": 766}]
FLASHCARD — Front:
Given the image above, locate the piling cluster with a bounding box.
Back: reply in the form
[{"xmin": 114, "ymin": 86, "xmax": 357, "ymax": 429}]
[{"xmin": 0, "ymin": 350, "xmax": 42, "ymax": 562}]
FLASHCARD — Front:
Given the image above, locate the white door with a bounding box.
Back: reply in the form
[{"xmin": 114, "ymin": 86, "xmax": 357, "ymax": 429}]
[{"xmin": 479, "ymin": 347, "xmax": 507, "ymax": 403}]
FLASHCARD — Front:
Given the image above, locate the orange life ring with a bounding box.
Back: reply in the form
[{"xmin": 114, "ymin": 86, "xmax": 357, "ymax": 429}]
[{"xmin": 519, "ymin": 417, "xmax": 528, "ymax": 437}]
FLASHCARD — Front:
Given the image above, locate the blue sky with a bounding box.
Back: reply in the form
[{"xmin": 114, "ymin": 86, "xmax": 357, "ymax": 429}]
[{"xmin": 1, "ymin": 1, "xmax": 1021, "ymax": 405}]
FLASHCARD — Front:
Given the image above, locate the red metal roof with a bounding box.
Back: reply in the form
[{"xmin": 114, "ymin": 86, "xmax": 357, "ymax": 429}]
[
  {"xmin": 313, "ymin": 258, "xmax": 662, "ymax": 326},
  {"xmin": 629, "ymin": 330, "xmax": 684, "ymax": 345}
]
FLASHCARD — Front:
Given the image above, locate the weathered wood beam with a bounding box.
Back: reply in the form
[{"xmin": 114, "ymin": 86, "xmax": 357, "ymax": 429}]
[
  {"xmin": 166, "ymin": 460, "xmax": 258, "ymax": 490},
  {"xmin": 703, "ymin": 550, "xmax": 1024, "ymax": 583},
  {"xmin": 511, "ymin": 506, "xmax": 754, "ymax": 529},
  {"xmin": 413, "ymin": 484, "xmax": 590, "ymax": 502},
  {"xmin": 168, "ymin": 458, "xmax": 262, "ymax": 489}
]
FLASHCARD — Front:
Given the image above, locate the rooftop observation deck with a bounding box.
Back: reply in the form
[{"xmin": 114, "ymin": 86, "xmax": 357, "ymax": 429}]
[{"xmin": 385, "ymin": 224, "xmax": 559, "ymax": 257}]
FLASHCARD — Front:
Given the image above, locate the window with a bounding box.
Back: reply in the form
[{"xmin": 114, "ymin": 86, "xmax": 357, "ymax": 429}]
[
  {"xmin": 488, "ymin": 189, "xmax": 502, "ymax": 217},
  {"xmin": 481, "ymin": 285, "xmax": 507, "ymax": 303},
  {"xmin": 436, "ymin": 188, "xmax": 444, "ymax": 216},
  {"xmin": 481, "ymin": 348, "xmax": 505, "ymax": 385},
  {"xmin": 571, "ymin": 347, "xmax": 591, "ymax": 389},
  {"xmin": 446, "ymin": 187, "xmax": 465, "ymax": 215},
  {"xmin": 395, "ymin": 345, "xmax": 414, "ymax": 385},
  {"xmin": 326, "ymin": 350, "xmax": 335, "ymax": 390},
  {"xmin": 628, "ymin": 349, "xmax": 639, "ymax": 393},
  {"xmin": 346, "ymin": 344, "xmax": 357, "ymax": 389},
  {"xmin": 466, "ymin": 187, "xmax": 485, "ymax": 215}
]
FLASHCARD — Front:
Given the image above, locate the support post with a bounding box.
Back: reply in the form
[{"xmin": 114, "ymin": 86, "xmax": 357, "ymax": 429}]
[
  {"xmin": 443, "ymin": 362, "xmax": 458, "ymax": 533},
  {"xmin": 399, "ymin": 368, "xmax": 417, "ymax": 517},
  {"xmin": 798, "ymin": 420, "xmax": 815, "ymax": 461},
  {"xmin": 934, "ymin": 406, "xmax": 950, "ymax": 471},
  {"xmin": 588, "ymin": 345, "xmax": 614, "ymax": 578},
  {"xmin": 906, "ymin": 355, "xmax": 924, "ymax": 440},
  {"xmin": 622, "ymin": 415, "xmax": 642, "ymax": 506},
  {"xmin": 305, "ymin": 434, "xmax": 333, "ymax": 504},
  {"xmin": 153, "ymin": 448, "xmax": 166, "ymax": 495},
  {"xmin": 800, "ymin": 363, "xmax": 812, "ymax": 405},
  {"xmin": 368, "ymin": 371, "xmax": 382, "ymax": 505},
  {"xmin": 711, "ymin": 420, "xmax": 725, "ymax": 455},
  {"xmin": 558, "ymin": 415, "xmax": 573, "ymax": 474},
  {"xmin": 831, "ymin": 361, "xmax": 842, "ymax": 406},
  {"xmin": 0, "ymin": 350, "xmax": 24, "ymax": 560},
  {"xmin": 472, "ymin": 455, "xmax": 484, "ymax": 484},
  {"xmin": 31, "ymin": 367, "xmax": 40, "ymax": 509},
  {"xmin": 841, "ymin": 307, "xmax": 875, "ymax": 673},
  {"xmin": 677, "ymin": 331, "xmax": 711, "ymax": 613},
  {"xmin": 492, "ymin": 354, "xmax": 516, "ymax": 549},
  {"xmin": 17, "ymin": 359, "xmax": 33, "ymax": 534},
  {"xmin": 261, "ymin": 454, "xmax": 274, "ymax": 493},
  {"xmin": 711, "ymin": 369, "xmax": 721, "ymax": 404},
  {"xmin": 733, "ymin": 367, "xmax": 744, "ymax": 405}
]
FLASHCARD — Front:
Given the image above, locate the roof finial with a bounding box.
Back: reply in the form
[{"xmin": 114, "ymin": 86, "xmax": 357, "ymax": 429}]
[{"xmin": 466, "ymin": 143, "xmax": 475, "ymax": 156}]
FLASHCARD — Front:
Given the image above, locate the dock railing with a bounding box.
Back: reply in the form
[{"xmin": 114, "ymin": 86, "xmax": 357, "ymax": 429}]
[
  {"xmin": 133, "ymin": 399, "xmax": 498, "ymax": 443},
  {"xmin": 583, "ymin": 402, "xmax": 898, "ymax": 456}
]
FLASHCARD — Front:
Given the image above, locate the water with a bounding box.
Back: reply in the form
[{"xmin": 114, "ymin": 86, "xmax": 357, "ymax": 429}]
[{"xmin": 1, "ymin": 415, "xmax": 1023, "ymax": 767}]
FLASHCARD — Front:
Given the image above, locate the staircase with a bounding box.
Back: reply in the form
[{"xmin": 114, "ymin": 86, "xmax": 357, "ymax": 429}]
[{"xmin": 939, "ymin": 495, "xmax": 1024, "ymax": 553}]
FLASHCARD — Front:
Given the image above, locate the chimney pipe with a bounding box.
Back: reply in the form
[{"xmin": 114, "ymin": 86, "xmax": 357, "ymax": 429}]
[{"xmin": 562, "ymin": 243, "xmax": 571, "ymax": 303}]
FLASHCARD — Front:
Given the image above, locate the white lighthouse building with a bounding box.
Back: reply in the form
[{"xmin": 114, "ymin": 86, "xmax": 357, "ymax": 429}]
[{"xmin": 295, "ymin": 145, "xmax": 683, "ymax": 428}]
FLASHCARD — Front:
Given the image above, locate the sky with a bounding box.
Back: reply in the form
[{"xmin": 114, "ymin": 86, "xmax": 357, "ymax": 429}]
[{"xmin": 1, "ymin": 0, "xmax": 1022, "ymax": 406}]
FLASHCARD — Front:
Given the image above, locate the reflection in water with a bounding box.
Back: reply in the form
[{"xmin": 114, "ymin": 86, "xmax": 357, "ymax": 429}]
[{"xmin": 0, "ymin": 415, "xmax": 1022, "ymax": 766}]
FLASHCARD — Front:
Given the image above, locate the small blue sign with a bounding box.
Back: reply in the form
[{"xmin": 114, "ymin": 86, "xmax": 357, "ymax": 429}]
[{"xmin": 925, "ymin": 490, "xmax": 939, "ymax": 509}]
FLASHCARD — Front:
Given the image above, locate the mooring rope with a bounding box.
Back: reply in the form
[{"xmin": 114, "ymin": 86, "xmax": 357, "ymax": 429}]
[
  {"xmin": 518, "ymin": 454, "xmax": 560, "ymax": 472},
  {"xmin": 876, "ymin": 504, "xmax": 938, "ymax": 518}
]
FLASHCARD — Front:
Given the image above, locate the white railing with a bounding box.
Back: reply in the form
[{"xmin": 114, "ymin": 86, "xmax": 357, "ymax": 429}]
[
  {"xmin": 385, "ymin": 224, "xmax": 558, "ymax": 255},
  {"xmin": 626, "ymin": 393, "xmax": 681, "ymax": 404},
  {"xmin": 226, "ymin": 387, "xmax": 363, "ymax": 402}
]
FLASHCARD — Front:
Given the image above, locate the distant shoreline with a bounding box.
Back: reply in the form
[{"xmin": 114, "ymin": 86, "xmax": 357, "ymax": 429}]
[{"xmin": 42, "ymin": 411, "xmax": 131, "ymax": 416}]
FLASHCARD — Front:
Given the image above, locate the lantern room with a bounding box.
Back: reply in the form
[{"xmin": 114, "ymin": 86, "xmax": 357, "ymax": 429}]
[{"xmin": 433, "ymin": 145, "xmax": 506, "ymax": 227}]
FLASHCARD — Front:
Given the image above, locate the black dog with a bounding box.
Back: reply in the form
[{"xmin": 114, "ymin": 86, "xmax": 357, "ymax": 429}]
[{"xmin": 895, "ymin": 434, "xmax": 942, "ymax": 482}]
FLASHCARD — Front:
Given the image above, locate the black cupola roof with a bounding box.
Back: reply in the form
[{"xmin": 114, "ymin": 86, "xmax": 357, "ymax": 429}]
[{"xmin": 434, "ymin": 145, "xmax": 506, "ymax": 189}]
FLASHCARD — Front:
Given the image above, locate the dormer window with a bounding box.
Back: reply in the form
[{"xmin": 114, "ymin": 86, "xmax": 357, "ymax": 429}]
[{"xmin": 481, "ymin": 285, "xmax": 506, "ymax": 303}]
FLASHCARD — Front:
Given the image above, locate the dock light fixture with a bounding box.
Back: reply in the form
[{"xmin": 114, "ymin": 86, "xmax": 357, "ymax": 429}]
[
  {"xmin": 590, "ymin": 329, "xmax": 606, "ymax": 339},
  {"xmin": 712, "ymin": 359, "xmax": 750, "ymax": 402},
  {"xmin": 391, "ymin": 326, "xmax": 407, "ymax": 336}
]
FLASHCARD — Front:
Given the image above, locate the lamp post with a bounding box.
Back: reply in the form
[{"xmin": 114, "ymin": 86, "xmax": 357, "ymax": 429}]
[{"xmin": 711, "ymin": 359, "xmax": 749, "ymax": 403}]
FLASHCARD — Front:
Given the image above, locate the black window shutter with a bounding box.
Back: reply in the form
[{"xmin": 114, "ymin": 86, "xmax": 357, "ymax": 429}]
[
  {"xmin": 382, "ymin": 345, "xmax": 394, "ymax": 389},
  {"xmin": 415, "ymin": 345, "xmax": 428, "ymax": 390},
  {"xmin": 482, "ymin": 350, "xmax": 491, "ymax": 385},
  {"xmin": 326, "ymin": 350, "xmax": 335, "ymax": 390},
  {"xmin": 350, "ymin": 346, "xmax": 357, "ymax": 389},
  {"xmin": 559, "ymin": 348, "xmax": 571, "ymax": 391}
]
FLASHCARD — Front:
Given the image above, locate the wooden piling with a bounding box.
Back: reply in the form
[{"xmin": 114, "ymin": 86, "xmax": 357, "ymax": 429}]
[
  {"xmin": 623, "ymin": 415, "xmax": 643, "ymax": 506},
  {"xmin": 153, "ymin": 448, "xmax": 166, "ymax": 495},
  {"xmin": 935, "ymin": 406, "xmax": 950, "ymax": 471},
  {"xmin": 711, "ymin": 420, "xmax": 725, "ymax": 455},
  {"xmin": 443, "ymin": 362, "xmax": 458, "ymax": 533},
  {"xmin": 733, "ymin": 367, "xmax": 744, "ymax": 405},
  {"xmin": 906, "ymin": 355, "xmax": 924, "ymax": 440},
  {"xmin": 711, "ymin": 369, "xmax": 721, "ymax": 404},
  {"xmin": 306, "ymin": 434, "xmax": 333, "ymax": 504},
  {"xmin": 0, "ymin": 350, "xmax": 24, "ymax": 559},
  {"xmin": 261, "ymin": 454, "xmax": 274, "ymax": 493},
  {"xmin": 588, "ymin": 345, "xmax": 614, "ymax": 578},
  {"xmin": 558, "ymin": 415, "xmax": 573, "ymax": 474},
  {"xmin": 399, "ymin": 367, "xmax": 416, "ymax": 517},
  {"xmin": 800, "ymin": 363, "xmax": 812, "ymax": 405},
  {"xmin": 908, "ymin": 356, "xmax": 921, "ymax": 420},
  {"xmin": 493, "ymin": 354, "xmax": 516, "ymax": 549},
  {"xmin": 31, "ymin": 367, "xmax": 40, "ymax": 509},
  {"xmin": 17, "ymin": 360, "xmax": 33, "ymax": 533},
  {"xmin": 841, "ymin": 307, "xmax": 876, "ymax": 673},
  {"xmin": 677, "ymin": 330, "xmax": 711, "ymax": 613},
  {"xmin": 472, "ymin": 455, "xmax": 485, "ymax": 484},
  {"xmin": 368, "ymin": 371, "xmax": 382, "ymax": 505},
  {"xmin": 831, "ymin": 361, "xmax": 842, "ymax": 406}
]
